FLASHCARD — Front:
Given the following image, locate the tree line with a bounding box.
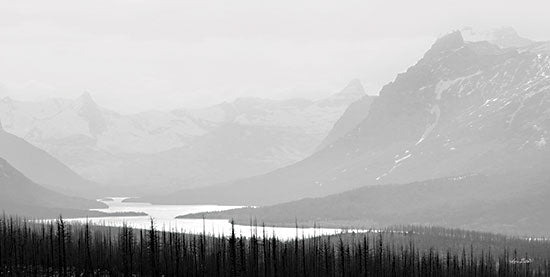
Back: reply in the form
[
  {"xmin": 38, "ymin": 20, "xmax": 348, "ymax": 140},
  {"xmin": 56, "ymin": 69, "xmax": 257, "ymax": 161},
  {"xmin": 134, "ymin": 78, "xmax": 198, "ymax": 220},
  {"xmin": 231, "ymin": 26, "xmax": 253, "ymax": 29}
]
[{"xmin": 0, "ymin": 214, "xmax": 549, "ymax": 276}]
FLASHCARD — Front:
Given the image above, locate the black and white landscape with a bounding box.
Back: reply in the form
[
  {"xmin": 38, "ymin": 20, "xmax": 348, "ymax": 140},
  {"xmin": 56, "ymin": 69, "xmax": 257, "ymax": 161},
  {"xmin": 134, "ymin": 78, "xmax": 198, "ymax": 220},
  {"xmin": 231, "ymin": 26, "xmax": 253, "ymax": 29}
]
[{"xmin": 1, "ymin": 1, "xmax": 550, "ymax": 276}]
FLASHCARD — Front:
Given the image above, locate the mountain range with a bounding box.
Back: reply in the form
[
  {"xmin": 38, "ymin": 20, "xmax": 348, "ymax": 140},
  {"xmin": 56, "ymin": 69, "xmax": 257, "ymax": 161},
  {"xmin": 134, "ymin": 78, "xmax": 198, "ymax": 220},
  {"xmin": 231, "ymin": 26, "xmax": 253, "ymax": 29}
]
[
  {"xmin": 0, "ymin": 80, "xmax": 367, "ymax": 192},
  {"xmin": 142, "ymin": 28, "xmax": 550, "ymax": 206},
  {"xmin": 2, "ymin": 27, "xmax": 548, "ymax": 236}
]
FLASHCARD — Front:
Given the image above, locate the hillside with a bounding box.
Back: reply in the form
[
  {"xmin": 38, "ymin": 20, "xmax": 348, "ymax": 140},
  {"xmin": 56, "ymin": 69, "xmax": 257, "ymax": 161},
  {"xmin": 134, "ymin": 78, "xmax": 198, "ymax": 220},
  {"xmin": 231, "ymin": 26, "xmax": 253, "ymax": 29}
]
[
  {"xmin": 316, "ymin": 93, "xmax": 375, "ymax": 151},
  {"xmin": 0, "ymin": 123, "xmax": 106, "ymax": 197},
  {"xmin": 181, "ymin": 173, "xmax": 550, "ymax": 236},
  {"xmin": 0, "ymin": 157, "xmax": 106, "ymax": 218}
]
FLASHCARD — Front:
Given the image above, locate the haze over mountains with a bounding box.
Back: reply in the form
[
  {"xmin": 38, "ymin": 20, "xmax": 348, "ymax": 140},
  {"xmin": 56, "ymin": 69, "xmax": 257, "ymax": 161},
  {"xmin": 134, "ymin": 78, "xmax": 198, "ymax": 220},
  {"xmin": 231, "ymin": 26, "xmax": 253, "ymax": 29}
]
[
  {"xmin": 1, "ymin": 27, "xmax": 549, "ymax": 238},
  {"xmin": 4, "ymin": 0, "xmax": 550, "ymax": 270},
  {"xmin": 0, "ymin": 80, "xmax": 367, "ymax": 193},
  {"xmin": 144, "ymin": 28, "xmax": 550, "ymax": 206}
]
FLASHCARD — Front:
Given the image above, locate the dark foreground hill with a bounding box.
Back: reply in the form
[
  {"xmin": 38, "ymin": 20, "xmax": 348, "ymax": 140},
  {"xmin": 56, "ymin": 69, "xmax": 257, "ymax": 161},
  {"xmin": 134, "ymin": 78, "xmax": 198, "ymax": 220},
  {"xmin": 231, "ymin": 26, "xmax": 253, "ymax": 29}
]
[{"xmin": 181, "ymin": 173, "xmax": 550, "ymax": 237}]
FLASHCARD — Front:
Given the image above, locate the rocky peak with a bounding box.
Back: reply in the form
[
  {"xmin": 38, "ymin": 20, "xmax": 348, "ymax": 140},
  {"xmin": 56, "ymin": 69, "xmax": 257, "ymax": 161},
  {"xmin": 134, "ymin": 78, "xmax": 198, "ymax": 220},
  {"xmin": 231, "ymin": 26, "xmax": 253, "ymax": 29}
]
[
  {"xmin": 317, "ymin": 79, "xmax": 366, "ymax": 107},
  {"xmin": 341, "ymin": 79, "xmax": 365, "ymax": 95},
  {"xmin": 75, "ymin": 91, "xmax": 107, "ymax": 136},
  {"xmin": 77, "ymin": 91, "xmax": 97, "ymax": 107},
  {"xmin": 425, "ymin": 31, "xmax": 465, "ymax": 58}
]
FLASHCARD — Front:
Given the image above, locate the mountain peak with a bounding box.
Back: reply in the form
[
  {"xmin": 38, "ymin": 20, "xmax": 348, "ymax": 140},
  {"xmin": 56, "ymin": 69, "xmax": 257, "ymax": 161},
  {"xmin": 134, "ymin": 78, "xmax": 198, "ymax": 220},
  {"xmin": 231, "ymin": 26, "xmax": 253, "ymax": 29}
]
[
  {"xmin": 75, "ymin": 91, "xmax": 107, "ymax": 135},
  {"xmin": 461, "ymin": 26, "xmax": 533, "ymax": 49},
  {"xmin": 78, "ymin": 91, "xmax": 96, "ymax": 104},
  {"xmin": 317, "ymin": 79, "xmax": 366, "ymax": 107},
  {"xmin": 340, "ymin": 79, "xmax": 365, "ymax": 96},
  {"xmin": 425, "ymin": 31, "xmax": 465, "ymax": 57},
  {"xmin": 75, "ymin": 91, "xmax": 101, "ymax": 112}
]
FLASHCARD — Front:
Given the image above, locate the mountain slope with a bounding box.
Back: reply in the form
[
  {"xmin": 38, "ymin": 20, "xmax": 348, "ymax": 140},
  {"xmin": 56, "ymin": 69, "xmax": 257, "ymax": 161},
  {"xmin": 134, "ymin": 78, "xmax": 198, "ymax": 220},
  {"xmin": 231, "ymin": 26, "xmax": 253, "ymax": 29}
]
[
  {"xmin": 0, "ymin": 124, "xmax": 105, "ymax": 197},
  {"xmin": 0, "ymin": 157, "xmax": 105, "ymax": 218},
  {"xmin": 147, "ymin": 30, "xmax": 550, "ymax": 205},
  {"xmin": 182, "ymin": 173, "xmax": 550, "ymax": 236},
  {"xmin": 316, "ymin": 94, "xmax": 375, "ymax": 151}
]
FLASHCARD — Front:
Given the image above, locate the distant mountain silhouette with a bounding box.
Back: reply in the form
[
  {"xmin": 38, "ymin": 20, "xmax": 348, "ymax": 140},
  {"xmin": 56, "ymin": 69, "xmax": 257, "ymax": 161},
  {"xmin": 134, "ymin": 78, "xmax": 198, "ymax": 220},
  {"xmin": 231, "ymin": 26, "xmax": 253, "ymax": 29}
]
[
  {"xmin": 316, "ymin": 94, "xmax": 375, "ymax": 151},
  {"xmin": 0, "ymin": 81, "xmax": 366, "ymax": 193},
  {"xmin": 93, "ymin": 80, "xmax": 367, "ymax": 192}
]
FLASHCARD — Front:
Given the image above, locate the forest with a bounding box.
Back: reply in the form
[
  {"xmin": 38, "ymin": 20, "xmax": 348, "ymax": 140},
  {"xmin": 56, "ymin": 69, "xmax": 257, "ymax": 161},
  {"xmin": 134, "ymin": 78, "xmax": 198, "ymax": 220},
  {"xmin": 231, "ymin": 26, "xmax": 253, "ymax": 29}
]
[{"xmin": 1, "ymin": 214, "xmax": 549, "ymax": 276}]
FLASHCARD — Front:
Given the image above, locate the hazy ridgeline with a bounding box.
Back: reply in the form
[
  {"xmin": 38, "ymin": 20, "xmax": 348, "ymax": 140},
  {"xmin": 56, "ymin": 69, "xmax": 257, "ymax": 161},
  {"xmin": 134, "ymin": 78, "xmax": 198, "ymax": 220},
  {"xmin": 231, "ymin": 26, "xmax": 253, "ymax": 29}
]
[{"xmin": 1, "ymin": 215, "xmax": 549, "ymax": 276}]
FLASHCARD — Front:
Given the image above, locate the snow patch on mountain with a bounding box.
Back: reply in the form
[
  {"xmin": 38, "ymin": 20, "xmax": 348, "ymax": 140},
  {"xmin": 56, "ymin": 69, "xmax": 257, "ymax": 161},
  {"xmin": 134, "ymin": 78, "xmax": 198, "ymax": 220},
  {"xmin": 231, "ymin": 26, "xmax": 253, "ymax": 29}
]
[
  {"xmin": 395, "ymin": 154, "xmax": 412, "ymax": 164},
  {"xmin": 537, "ymin": 136, "xmax": 547, "ymax": 148},
  {"xmin": 416, "ymin": 105, "xmax": 441, "ymax": 145}
]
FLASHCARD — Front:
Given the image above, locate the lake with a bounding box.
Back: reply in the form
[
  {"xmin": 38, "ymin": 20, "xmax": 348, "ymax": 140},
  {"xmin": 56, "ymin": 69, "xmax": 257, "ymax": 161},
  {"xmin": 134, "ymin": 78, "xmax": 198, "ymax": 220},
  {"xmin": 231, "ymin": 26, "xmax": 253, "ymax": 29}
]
[{"xmin": 65, "ymin": 197, "xmax": 347, "ymax": 239}]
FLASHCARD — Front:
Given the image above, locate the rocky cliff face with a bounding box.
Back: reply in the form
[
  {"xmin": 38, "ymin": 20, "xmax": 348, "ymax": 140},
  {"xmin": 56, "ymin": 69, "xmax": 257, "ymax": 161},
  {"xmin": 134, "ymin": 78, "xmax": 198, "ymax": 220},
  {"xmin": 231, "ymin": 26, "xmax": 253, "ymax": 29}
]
[{"xmin": 339, "ymin": 30, "xmax": 549, "ymax": 185}]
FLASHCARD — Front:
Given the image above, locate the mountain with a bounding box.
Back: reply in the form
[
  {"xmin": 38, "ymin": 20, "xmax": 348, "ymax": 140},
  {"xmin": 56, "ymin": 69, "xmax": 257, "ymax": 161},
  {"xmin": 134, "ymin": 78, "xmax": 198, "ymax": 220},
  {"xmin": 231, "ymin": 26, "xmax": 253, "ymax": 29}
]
[
  {"xmin": 0, "ymin": 92, "xmax": 209, "ymax": 154},
  {"xmin": 0, "ymin": 93, "xmax": 212, "ymax": 186},
  {"xmin": 316, "ymin": 95, "xmax": 375, "ymax": 151},
  {"xmin": 146, "ymin": 29, "xmax": 550, "ymax": 205},
  {"xmin": 0, "ymin": 157, "xmax": 106, "ymax": 218},
  {"xmin": 112, "ymin": 81, "xmax": 367, "ymax": 191},
  {"xmin": 0, "ymin": 81, "xmax": 365, "ymax": 192},
  {"xmin": 316, "ymin": 78, "xmax": 367, "ymax": 107},
  {"xmin": 182, "ymin": 173, "xmax": 550, "ymax": 236},
  {"xmin": 0, "ymin": 123, "xmax": 107, "ymax": 197}
]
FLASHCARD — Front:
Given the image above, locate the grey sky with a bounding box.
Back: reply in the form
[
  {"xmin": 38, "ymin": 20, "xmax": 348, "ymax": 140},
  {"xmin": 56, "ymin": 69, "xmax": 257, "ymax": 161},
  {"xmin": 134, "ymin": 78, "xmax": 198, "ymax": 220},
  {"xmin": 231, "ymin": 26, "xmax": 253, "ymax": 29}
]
[{"xmin": 1, "ymin": 0, "xmax": 549, "ymax": 113}]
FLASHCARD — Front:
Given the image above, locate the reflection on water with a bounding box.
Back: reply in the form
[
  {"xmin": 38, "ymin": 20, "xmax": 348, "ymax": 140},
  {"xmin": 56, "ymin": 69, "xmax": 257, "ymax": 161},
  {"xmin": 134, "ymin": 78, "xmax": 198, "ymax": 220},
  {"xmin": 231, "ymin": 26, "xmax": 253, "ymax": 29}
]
[{"xmin": 65, "ymin": 197, "xmax": 346, "ymax": 239}]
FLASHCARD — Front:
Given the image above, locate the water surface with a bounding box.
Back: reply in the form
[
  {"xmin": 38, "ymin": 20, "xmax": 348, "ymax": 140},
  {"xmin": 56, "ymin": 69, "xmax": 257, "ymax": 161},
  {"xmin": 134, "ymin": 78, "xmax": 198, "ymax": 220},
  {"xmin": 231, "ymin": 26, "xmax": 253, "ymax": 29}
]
[{"xmin": 66, "ymin": 197, "xmax": 346, "ymax": 239}]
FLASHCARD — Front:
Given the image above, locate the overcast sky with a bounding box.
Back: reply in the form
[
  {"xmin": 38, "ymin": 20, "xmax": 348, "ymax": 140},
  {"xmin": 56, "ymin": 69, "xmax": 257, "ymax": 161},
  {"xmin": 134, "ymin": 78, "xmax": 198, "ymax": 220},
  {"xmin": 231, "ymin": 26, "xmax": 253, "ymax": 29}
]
[{"xmin": 1, "ymin": 0, "xmax": 549, "ymax": 113}]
